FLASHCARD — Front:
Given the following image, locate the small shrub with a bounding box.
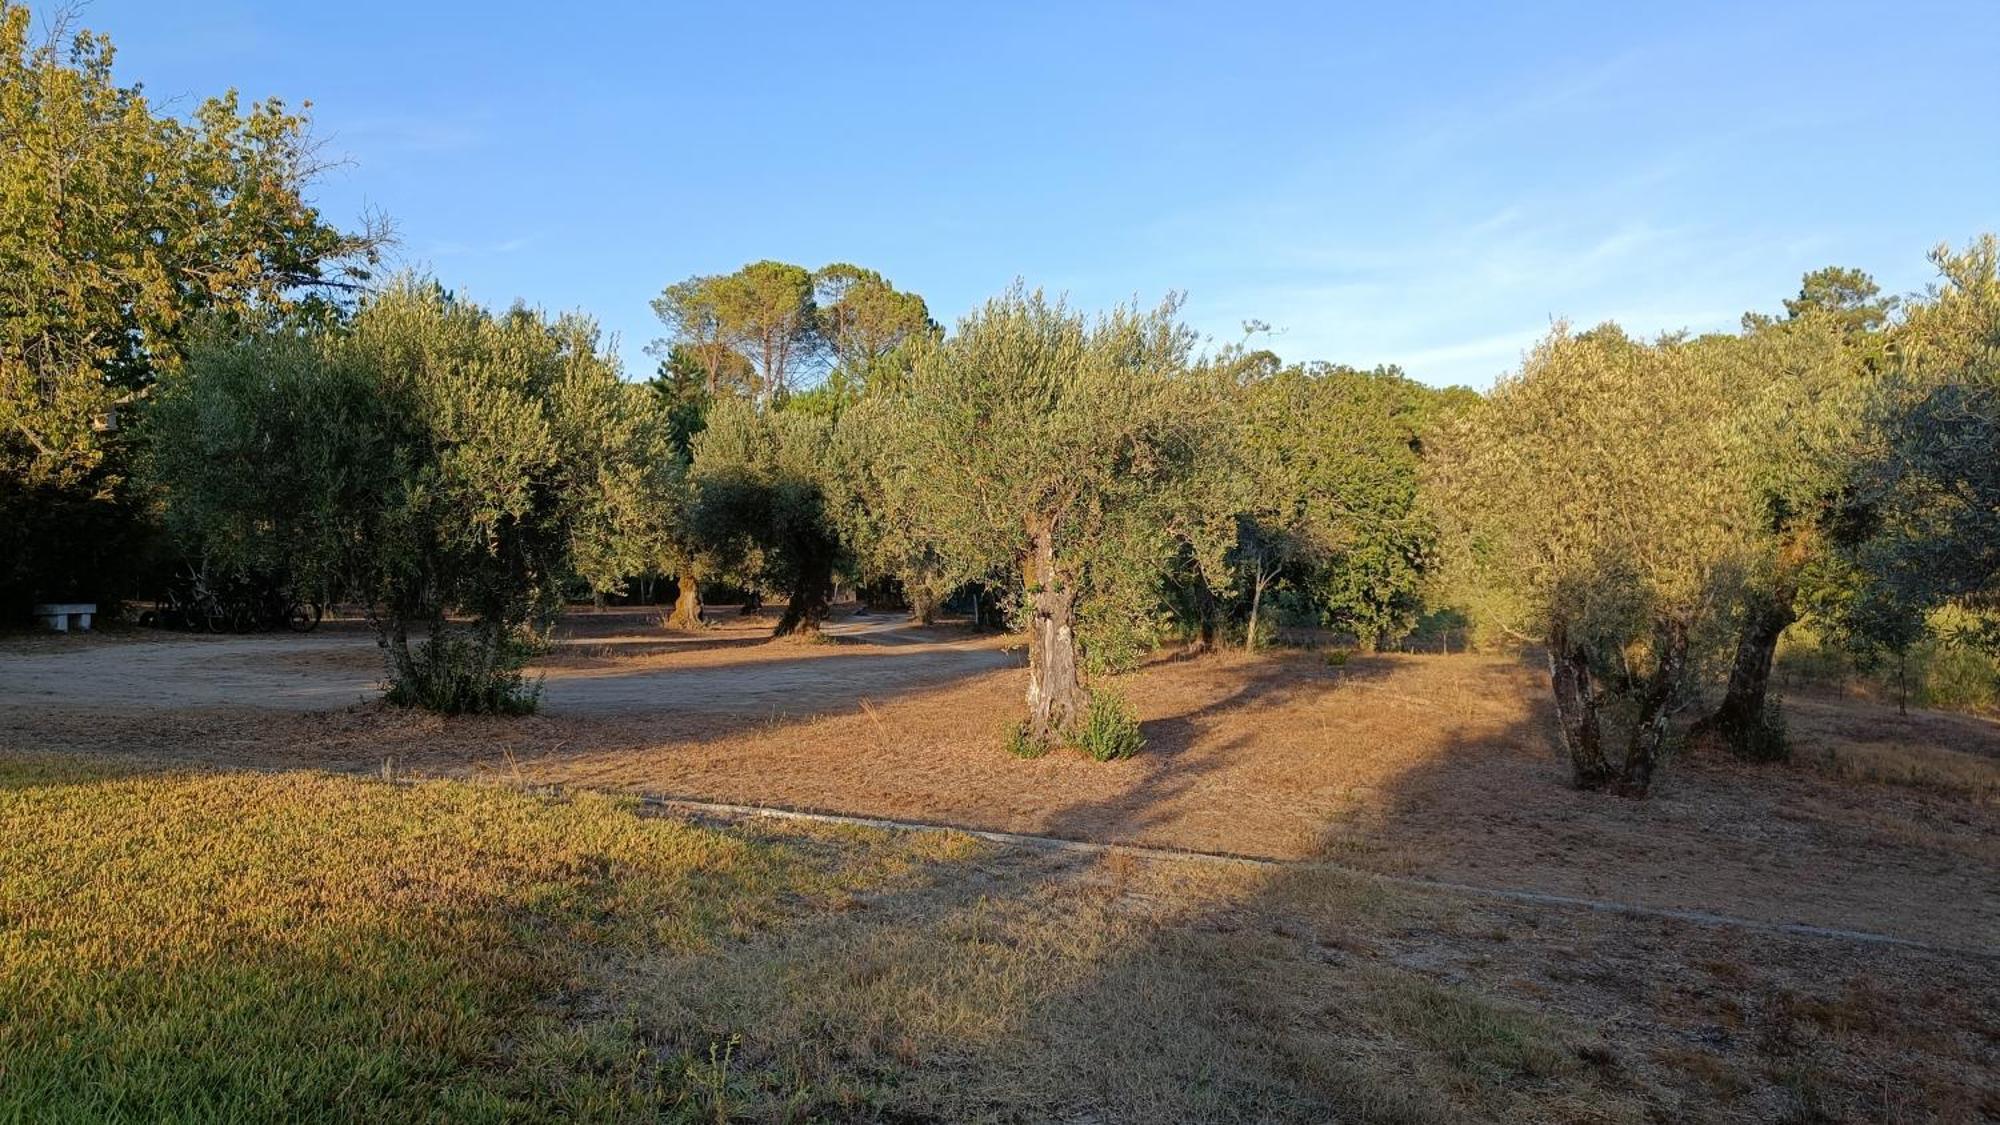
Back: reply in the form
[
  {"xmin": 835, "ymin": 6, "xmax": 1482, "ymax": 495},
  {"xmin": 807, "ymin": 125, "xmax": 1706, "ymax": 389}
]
[
  {"xmin": 1004, "ymin": 722, "xmax": 1048, "ymax": 760},
  {"xmin": 383, "ymin": 630, "xmax": 542, "ymax": 715},
  {"xmin": 1324, "ymin": 648, "xmax": 1353, "ymax": 668},
  {"xmin": 1735, "ymin": 698, "xmax": 1789, "ymax": 763},
  {"xmin": 1068, "ymin": 691, "xmax": 1144, "ymax": 762}
]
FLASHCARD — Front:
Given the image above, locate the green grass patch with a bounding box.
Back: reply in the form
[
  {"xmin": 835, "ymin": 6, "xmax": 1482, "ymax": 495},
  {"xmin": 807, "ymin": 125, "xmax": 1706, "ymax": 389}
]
[{"xmin": 0, "ymin": 754, "xmax": 962, "ymax": 1122}]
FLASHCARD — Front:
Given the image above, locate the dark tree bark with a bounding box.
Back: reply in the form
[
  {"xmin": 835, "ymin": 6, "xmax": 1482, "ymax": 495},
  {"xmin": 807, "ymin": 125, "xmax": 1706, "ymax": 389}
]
[
  {"xmin": 1024, "ymin": 527, "xmax": 1086, "ymax": 745},
  {"xmin": 1189, "ymin": 589, "xmax": 1218, "ymax": 654},
  {"xmin": 773, "ymin": 553, "xmax": 834, "ymax": 638},
  {"xmin": 910, "ymin": 586, "xmax": 936, "ymax": 625},
  {"xmin": 1690, "ymin": 583, "xmax": 1795, "ymax": 758},
  {"xmin": 1547, "ymin": 621, "xmax": 1612, "ymax": 790},
  {"xmin": 664, "ymin": 572, "xmax": 705, "ymax": 630}
]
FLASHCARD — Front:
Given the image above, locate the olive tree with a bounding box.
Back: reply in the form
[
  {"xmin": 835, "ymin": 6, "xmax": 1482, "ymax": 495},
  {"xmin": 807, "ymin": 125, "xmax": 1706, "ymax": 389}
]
[
  {"xmin": 1687, "ymin": 302, "xmax": 1879, "ymax": 757},
  {"xmin": 1852, "ymin": 237, "xmax": 2000, "ymax": 646},
  {"xmin": 1435, "ymin": 326, "xmax": 1758, "ymax": 796},
  {"xmin": 685, "ymin": 397, "xmax": 844, "ymax": 637},
  {"xmin": 148, "ymin": 280, "xmax": 656, "ymax": 712},
  {"xmin": 881, "ymin": 287, "xmax": 1220, "ymax": 747},
  {"xmin": 825, "ymin": 396, "xmax": 957, "ymax": 621}
]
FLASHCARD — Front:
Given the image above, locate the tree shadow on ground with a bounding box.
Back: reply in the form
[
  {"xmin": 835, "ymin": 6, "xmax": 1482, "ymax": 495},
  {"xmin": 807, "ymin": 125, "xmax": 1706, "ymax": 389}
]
[{"xmin": 8, "ymin": 640, "xmax": 2000, "ymax": 1122}]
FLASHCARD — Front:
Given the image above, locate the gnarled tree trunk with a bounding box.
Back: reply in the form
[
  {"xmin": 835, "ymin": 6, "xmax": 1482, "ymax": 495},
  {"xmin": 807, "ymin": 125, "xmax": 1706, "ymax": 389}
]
[
  {"xmin": 1024, "ymin": 527, "xmax": 1086, "ymax": 746},
  {"xmin": 1690, "ymin": 582, "xmax": 1795, "ymax": 758},
  {"xmin": 664, "ymin": 572, "xmax": 705, "ymax": 629},
  {"xmin": 910, "ymin": 586, "xmax": 937, "ymax": 625},
  {"xmin": 1547, "ymin": 621, "xmax": 1612, "ymax": 790},
  {"xmin": 774, "ymin": 554, "xmax": 834, "ymax": 638}
]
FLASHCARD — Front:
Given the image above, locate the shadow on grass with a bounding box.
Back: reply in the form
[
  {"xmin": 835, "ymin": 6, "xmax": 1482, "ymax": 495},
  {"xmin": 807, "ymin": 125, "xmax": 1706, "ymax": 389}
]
[{"xmin": 8, "ymin": 641, "xmax": 2000, "ymax": 1122}]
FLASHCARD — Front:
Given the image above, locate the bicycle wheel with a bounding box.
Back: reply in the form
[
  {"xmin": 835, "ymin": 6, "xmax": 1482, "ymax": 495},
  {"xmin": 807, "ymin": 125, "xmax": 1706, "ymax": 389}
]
[{"xmin": 286, "ymin": 601, "xmax": 324, "ymax": 633}]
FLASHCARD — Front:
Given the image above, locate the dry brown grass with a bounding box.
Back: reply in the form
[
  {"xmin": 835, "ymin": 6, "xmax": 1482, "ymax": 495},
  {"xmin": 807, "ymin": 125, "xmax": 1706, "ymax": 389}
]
[
  {"xmin": 5, "ymin": 621, "xmax": 2000, "ymax": 1121},
  {"xmin": 11, "ymin": 636, "xmax": 1995, "ymax": 948}
]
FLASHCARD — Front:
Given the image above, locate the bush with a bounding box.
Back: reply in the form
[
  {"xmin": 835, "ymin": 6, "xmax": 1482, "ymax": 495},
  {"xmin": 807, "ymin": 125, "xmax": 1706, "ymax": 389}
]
[
  {"xmin": 1736, "ymin": 698, "xmax": 1790, "ymax": 763},
  {"xmin": 1914, "ymin": 639, "xmax": 1999, "ymax": 712},
  {"xmin": 382, "ymin": 631, "xmax": 542, "ymax": 715},
  {"xmin": 1004, "ymin": 722, "xmax": 1048, "ymax": 760},
  {"xmin": 1068, "ymin": 690, "xmax": 1145, "ymax": 762}
]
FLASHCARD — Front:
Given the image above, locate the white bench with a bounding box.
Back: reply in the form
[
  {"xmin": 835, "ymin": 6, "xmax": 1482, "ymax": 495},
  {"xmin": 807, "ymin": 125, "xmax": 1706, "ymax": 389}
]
[{"xmin": 31, "ymin": 603, "xmax": 95, "ymax": 632}]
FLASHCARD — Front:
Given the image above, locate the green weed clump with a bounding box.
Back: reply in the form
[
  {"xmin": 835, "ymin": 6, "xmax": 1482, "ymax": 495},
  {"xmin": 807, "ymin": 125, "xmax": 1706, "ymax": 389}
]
[
  {"xmin": 1738, "ymin": 698, "xmax": 1790, "ymax": 762},
  {"xmin": 383, "ymin": 631, "xmax": 542, "ymax": 715},
  {"xmin": 1005, "ymin": 721, "xmax": 1049, "ymax": 759},
  {"xmin": 1069, "ymin": 690, "xmax": 1145, "ymax": 761}
]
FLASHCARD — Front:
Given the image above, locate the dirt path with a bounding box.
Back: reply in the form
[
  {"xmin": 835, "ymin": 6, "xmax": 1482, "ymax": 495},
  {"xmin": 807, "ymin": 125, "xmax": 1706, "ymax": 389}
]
[
  {"xmin": 0, "ymin": 617, "xmax": 1017, "ymax": 715},
  {"xmin": 6, "ymin": 622, "xmax": 1996, "ymax": 952},
  {"xmin": 0, "ymin": 633, "xmax": 381, "ymax": 711}
]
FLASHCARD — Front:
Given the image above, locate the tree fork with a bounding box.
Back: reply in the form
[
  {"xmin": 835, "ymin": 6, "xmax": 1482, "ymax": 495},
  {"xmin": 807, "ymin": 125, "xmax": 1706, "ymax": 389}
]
[
  {"xmin": 1614, "ymin": 620, "xmax": 1689, "ymax": 797},
  {"xmin": 1547, "ymin": 623, "xmax": 1612, "ymax": 790}
]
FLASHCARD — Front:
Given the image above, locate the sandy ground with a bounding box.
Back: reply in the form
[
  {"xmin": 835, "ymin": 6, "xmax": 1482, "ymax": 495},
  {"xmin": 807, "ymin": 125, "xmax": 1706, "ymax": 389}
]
[
  {"xmin": 0, "ymin": 611, "xmax": 1017, "ymax": 715},
  {"xmin": 5, "ymin": 610, "xmax": 1996, "ymax": 954}
]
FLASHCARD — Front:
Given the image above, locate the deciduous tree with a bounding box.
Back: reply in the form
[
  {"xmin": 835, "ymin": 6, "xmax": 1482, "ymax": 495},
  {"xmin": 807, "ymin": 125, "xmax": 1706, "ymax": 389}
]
[{"xmin": 0, "ymin": 1, "xmax": 384, "ymax": 609}]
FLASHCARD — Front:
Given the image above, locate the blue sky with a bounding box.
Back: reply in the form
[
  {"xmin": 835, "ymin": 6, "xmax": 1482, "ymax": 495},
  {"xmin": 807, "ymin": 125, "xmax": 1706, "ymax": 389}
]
[{"xmin": 77, "ymin": 1, "xmax": 2000, "ymax": 387}]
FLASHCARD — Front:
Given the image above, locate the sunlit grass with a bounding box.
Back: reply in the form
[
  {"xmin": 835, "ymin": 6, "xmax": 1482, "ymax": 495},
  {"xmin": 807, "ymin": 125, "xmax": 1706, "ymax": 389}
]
[
  {"xmin": 0, "ymin": 754, "xmax": 969, "ymax": 1122},
  {"xmin": 1810, "ymin": 740, "xmax": 2000, "ymax": 802}
]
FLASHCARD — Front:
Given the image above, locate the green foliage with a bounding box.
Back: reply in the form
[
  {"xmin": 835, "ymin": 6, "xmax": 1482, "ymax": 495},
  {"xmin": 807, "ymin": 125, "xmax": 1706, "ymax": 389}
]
[
  {"xmin": 824, "ymin": 396, "xmax": 957, "ymax": 617},
  {"xmin": 1779, "ymin": 265, "xmax": 1897, "ymax": 337},
  {"xmin": 881, "ymin": 286, "xmax": 1226, "ymax": 651},
  {"xmin": 1738, "ymin": 698, "xmax": 1790, "ymax": 763},
  {"xmin": 1067, "ymin": 690, "xmax": 1145, "ymax": 761},
  {"xmin": 1782, "ymin": 608, "xmax": 2000, "ymax": 714},
  {"xmin": 1003, "ymin": 722, "xmax": 1048, "ymax": 760},
  {"xmin": 645, "ymin": 345, "xmax": 717, "ymax": 461},
  {"xmin": 147, "ymin": 279, "xmax": 654, "ymax": 712},
  {"xmin": 1436, "ymin": 325, "xmax": 1759, "ymax": 657},
  {"xmin": 652, "ymin": 260, "xmax": 933, "ymax": 414},
  {"xmin": 814, "ymin": 263, "xmax": 937, "ymax": 393},
  {"xmin": 1851, "ymin": 237, "xmax": 2000, "ymax": 649},
  {"xmin": 685, "ymin": 397, "xmax": 844, "ymax": 634},
  {"xmin": 381, "ymin": 630, "xmax": 544, "ymax": 715},
  {"xmin": 0, "ymin": 1, "xmax": 382, "ymax": 608},
  {"xmin": 1229, "ymin": 361, "xmax": 1441, "ymax": 647}
]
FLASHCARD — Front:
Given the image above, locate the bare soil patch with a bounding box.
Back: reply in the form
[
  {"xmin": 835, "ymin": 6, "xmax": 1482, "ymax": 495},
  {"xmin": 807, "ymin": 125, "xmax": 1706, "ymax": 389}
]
[
  {"xmin": 6, "ymin": 616, "xmax": 1997, "ymax": 1120},
  {"xmin": 6, "ymin": 619, "xmax": 1995, "ymax": 951}
]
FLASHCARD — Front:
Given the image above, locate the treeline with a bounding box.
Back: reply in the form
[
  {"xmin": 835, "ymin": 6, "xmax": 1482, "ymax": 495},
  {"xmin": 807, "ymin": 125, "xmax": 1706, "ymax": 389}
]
[
  {"xmin": 1436, "ymin": 248, "xmax": 2000, "ymax": 793},
  {"xmin": 6, "ymin": 5, "xmax": 1998, "ymax": 786}
]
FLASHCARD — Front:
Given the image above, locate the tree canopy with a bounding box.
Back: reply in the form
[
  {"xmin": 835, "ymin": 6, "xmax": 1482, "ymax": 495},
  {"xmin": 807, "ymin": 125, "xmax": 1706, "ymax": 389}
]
[
  {"xmin": 0, "ymin": 2, "xmax": 384, "ymax": 609},
  {"xmin": 873, "ymin": 287, "xmax": 1225, "ymax": 744},
  {"xmin": 147, "ymin": 280, "xmax": 657, "ymax": 712}
]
